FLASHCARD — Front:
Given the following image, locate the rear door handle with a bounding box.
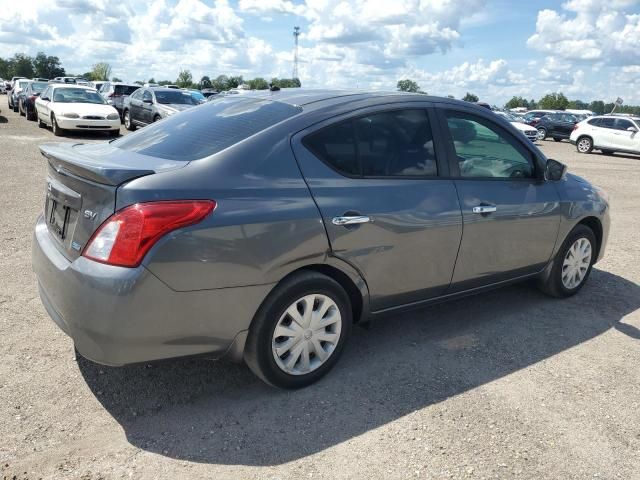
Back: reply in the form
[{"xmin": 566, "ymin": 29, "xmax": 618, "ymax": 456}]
[
  {"xmin": 472, "ymin": 205, "xmax": 497, "ymax": 214},
  {"xmin": 332, "ymin": 215, "xmax": 371, "ymax": 226}
]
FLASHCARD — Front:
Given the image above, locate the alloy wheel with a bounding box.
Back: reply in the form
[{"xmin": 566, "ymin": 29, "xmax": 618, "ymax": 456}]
[
  {"xmin": 124, "ymin": 112, "xmax": 130, "ymax": 129},
  {"xmin": 536, "ymin": 128, "xmax": 546, "ymax": 140},
  {"xmin": 577, "ymin": 138, "xmax": 592, "ymax": 153},
  {"xmin": 561, "ymin": 237, "xmax": 592, "ymax": 289},
  {"xmin": 271, "ymin": 294, "xmax": 342, "ymax": 376}
]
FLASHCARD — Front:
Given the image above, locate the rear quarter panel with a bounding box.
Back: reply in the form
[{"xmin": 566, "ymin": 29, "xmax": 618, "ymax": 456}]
[{"xmin": 117, "ymin": 130, "xmax": 331, "ymax": 292}]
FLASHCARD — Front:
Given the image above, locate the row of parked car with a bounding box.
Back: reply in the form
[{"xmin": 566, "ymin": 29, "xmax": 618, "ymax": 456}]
[
  {"xmin": 492, "ymin": 107, "xmax": 640, "ymax": 156},
  {"xmin": 2, "ymin": 76, "xmax": 213, "ymax": 137}
]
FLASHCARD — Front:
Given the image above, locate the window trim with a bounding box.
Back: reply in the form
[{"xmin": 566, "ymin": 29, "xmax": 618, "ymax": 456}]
[
  {"xmin": 300, "ymin": 105, "xmax": 444, "ymax": 180},
  {"xmin": 437, "ymin": 106, "xmax": 545, "ymax": 182}
]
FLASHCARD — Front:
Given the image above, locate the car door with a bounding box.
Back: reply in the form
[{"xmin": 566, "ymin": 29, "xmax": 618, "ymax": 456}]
[
  {"xmin": 141, "ymin": 90, "xmax": 154, "ymax": 124},
  {"xmin": 37, "ymin": 87, "xmax": 52, "ymax": 122},
  {"xmin": 437, "ymin": 106, "xmax": 562, "ymax": 291},
  {"xmin": 610, "ymin": 118, "xmax": 640, "ymax": 151},
  {"xmin": 292, "ymin": 105, "xmax": 463, "ymax": 311},
  {"xmin": 558, "ymin": 114, "xmax": 577, "ymax": 137},
  {"xmin": 596, "ymin": 117, "xmax": 618, "ymax": 148},
  {"xmin": 129, "ymin": 89, "xmax": 144, "ymax": 124}
]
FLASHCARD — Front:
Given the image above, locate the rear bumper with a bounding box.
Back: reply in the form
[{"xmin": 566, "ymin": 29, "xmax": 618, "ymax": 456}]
[
  {"xmin": 32, "ymin": 215, "xmax": 272, "ymax": 366},
  {"xmin": 56, "ymin": 117, "xmax": 120, "ymax": 131}
]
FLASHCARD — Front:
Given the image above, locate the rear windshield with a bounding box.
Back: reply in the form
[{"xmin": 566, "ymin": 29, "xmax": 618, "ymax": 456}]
[
  {"xmin": 113, "ymin": 97, "xmax": 302, "ymax": 161},
  {"xmin": 114, "ymin": 85, "xmax": 139, "ymax": 95},
  {"xmin": 32, "ymin": 82, "xmax": 48, "ymax": 93}
]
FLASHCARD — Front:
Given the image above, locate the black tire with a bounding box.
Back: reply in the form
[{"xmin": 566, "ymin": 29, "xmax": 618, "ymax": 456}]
[
  {"xmin": 244, "ymin": 271, "xmax": 352, "ymax": 389},
  {"xmin": 538, "ymin": 224, "xmax": 597, "ymax": 298},
  {"xmin": 576, "ymin": 136, "xmax": 593, "ymax": 154},
  {"xmin": 51, "ymin": 115, "xmax": 64, "ymax": 137},
  {"xmin": 26, "ymin": 106, "xmax": 35, "ymax": 121},
  {"xmin": 553, "ymin": 137, "xmax": 561, "ymax": 142},
  {"xmin": 537, "ymin": 127, "xmax": 547, "ymax": 140},
  {"xmin": 37, "ymin": 111, "xmax": 46, "ymax": 128},
  {"xmin": 13, "ymin": 102, "xmax": 18, "ymax": 112},
  {"xmin": 124, "ymin": 110, "xmax": 136, "ymax": 131},
  {"xmin": 18, "ymin": 100, "xmax": 25, "ymax": 116},
  {"xmin": 153, "ymin": 114, "xmax": 161, "ymax": 123}
]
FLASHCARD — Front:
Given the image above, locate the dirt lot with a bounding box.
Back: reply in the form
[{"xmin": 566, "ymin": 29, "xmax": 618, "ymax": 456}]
[{"xmin": 1, "ymin": 103, "xmax": 639, "ymax": 480}]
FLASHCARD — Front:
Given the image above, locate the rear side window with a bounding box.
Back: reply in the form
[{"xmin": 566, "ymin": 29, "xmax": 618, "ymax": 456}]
[
  {"xmin": 600, "ymin": 118, "xmax": 616, "ymax": 129},
  {"xmin": 113, "ymin": 97, "xmax": 302, "ymax": 161},
  {"xmin": 587, "ymin": 118, "xmax": 601, "ymax": 126},
  {"xmin": 115, "ymin": 85, "xmax": 139, "ymax": 95},
  {"xmin": 303, "ymin": 109, "xmax": 438, "ymax": 178}
]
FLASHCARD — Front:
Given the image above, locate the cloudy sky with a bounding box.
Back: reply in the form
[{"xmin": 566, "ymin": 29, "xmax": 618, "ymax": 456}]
[{"xmin": 1, "ymin": 0, "xmax": 639, "ymax": 104}]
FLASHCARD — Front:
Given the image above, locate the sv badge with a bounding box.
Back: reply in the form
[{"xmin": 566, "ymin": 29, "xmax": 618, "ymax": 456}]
[{"xmin": 83, "ymin": 209, "xmax": 98, "ymax": 220}]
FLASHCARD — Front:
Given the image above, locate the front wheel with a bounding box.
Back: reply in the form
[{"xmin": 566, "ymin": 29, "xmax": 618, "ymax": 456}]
[
  {"xmin": 244, "ymin": 271, "xmax": 352, "ymax": 389},
  {"xmin": 553, "ymin": 137, "xmax": 561, "ymax": 142},
  {"xmin": 153, "ymin": 114, "xmax": 161, "ymax": 123},
  {"xmin": 51, "ymin": 115, "xmax": 65, "ymax": 137},
  {"xmin": 576, "ymin": 136, "xmax": 593, "ymax": 154},
  {"xmin": 37, "ymin": 111, "xmax": 46, "ymax": 128},
  {"xmin": 18, "ymin": 100, "xmax": 25, "ymax": 116},
  {"xmin": 538, "ymin": 225, "xmax": 596, "ymax": 298}
]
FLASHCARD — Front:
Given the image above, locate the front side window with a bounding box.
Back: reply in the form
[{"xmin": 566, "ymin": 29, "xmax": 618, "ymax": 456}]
[
  {"xmin": 600, "ymin": 118, "xmax": 616, "ymax": 129},
  {"xmin": 303, "ymin": 109, "xmax": 437, "ymax": 178},
  {"xmin": 562, "ymin": 114, "xmax": 577, "ymax": 123},
  {"xmin": 614, "ymin": 119, "xmax": 634, "ymax": 131},
  {"xmin": 142, "ymin": 90, "xmax": 153, "ymax": 102},
  {"xmin": 155, "ymin": 90, "xmax": 198, "ymax": 105},
  {"xmin": 446, "ymin": 111, "xmax": 535, "ymax": 179}
]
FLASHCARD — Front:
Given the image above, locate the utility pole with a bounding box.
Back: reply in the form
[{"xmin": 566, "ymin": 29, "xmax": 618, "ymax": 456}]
[{"xmin": 292, "ymin": 26, "xmax": 300, "ymax": 80}]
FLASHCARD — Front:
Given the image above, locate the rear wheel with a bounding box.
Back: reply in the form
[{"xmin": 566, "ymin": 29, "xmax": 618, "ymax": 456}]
[
  {"xmin": 51, "ymin": 115, "xmax": 65, "ymax": 137},
  {"xmin": 244, "ymin": 271, "xmax": 352, "ymax": 389},
  {"xmin": 13, "ymin": 101, "xmax": 18, "ymax": 112},
  {"xmin": 26, "ymin": 106, "xmax": 36, "ymax": 121},
  {"xmin": 553, "ymin": 137, "xmax": 561, "ymax": 142},
  {"xmin": 537, "ymin": 128, "xmax": 547, "ymax": 140},
  {"xmin": 538, "ymin": 224, "xmax": 596, "ymax": 298},
  {"xmin": 124, "ymin": 110, "xmax": 136, "ymax": 131},
  {"xmin": 153, "ymin": 114, "xmax": 161, "ymax": 123},
  {"xmin": 18, "ymin": 100, "xmax": 25, "ymax": 116}
]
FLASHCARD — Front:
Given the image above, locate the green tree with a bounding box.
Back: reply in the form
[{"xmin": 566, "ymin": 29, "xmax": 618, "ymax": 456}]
[
  {"xmin": 0, "ymin": 57, "xmax": 10, "ymax": 78},
  {"xmin": 247, "ymin": 77, "xmax": 269, "ymax": 90},
  {"xmin": 81, "ymin": 71, "xmax": 93, "ymax": 80},
  {"xmin": 589, "ymin": 100, "xmax": 605, "ymax": 115},
  {"xmin": 462, "ymin": 92, "xmax": 479, "ymax": 102},
  {"xmin": 147, "ymin": 77, "xmax": 156, "ymax": 84},
  {"xmin": 176, "ymin": 69, "xmax": 193, "ymax": 88},
  {"xmin": 199, "ymin": 76, "xmax": 211, "ymax": 88},
  {"xmin": 112, "ymin": 77, "xmax": 122, "ymax": 82},
  {"xmin": 212, "ymin": 75, "xmax": 229, "ymax": 91},
  {"xmin": 158, "ymin": 80, "xmax": 173, "ymax": 86},
  {"xmin": 227, "ymin": 75, "xmax": 244, "ymax": 89},
  {"xmin": 537, "ymin": 92, "xmax": 569, "ymax": 110},
  {"xmin": 33, "ymin": 52, "xmax": 65, "ymax": 79},
  {"xmin": 505, "ymin": 96, "xmax": 529, "ymax": 109},
  {"xmin": 396, "ymin": 79, "xmax": 420, "ymax": 93},
  {"xmin": 90, "ymin": 62, "xmax": 112, "ymax": 81},
  {"xmin": 10, "ymin": 53, "xmax": 35, "ymax": 78}
]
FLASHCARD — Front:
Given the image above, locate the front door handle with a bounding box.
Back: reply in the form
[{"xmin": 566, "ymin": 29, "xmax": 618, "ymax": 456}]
[
  {"xmin": 332, "ymin": 215, "xmax": 371, "ymax": 226},
  {"xmin": 472, "ymin": 205, "xmax": 497, "ymax": 214}
]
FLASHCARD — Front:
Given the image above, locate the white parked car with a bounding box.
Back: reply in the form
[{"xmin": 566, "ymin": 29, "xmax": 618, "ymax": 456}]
[
  {"xmin": 35, "ymin": 84, "xmax": 121, "ymax": 137},
  {"xmin": 570, "ymin": 116, "xmax": 640, "ymax": 156},
  {"xmin": 495, "ymin": 111, "xmax": 538, "ymax": 142}
]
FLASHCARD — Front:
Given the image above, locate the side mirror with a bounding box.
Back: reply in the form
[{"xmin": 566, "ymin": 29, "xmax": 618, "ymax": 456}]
[
  {"xmin": 545, "ymin": 158, "xmax": 567, "ymax": 181},
  {"xmin": 40, "ymin": 96, "xmax": 49, "ymax": 101},
  {"xmin": 627, "ymin": 126, "xmax": 638, "ymax": 133},
  {"xmin": 143, "ymin": 97, "xmax": 153, "ymax": 104}
]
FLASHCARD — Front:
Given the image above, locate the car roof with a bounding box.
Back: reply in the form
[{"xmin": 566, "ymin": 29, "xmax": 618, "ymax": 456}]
[{"xmin": 50, "ymin": 84, "xmax": 96, "ymax": 90}]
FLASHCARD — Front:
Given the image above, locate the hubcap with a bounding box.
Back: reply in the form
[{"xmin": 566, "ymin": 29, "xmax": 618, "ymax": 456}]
[
  {"xmin": 271, "ymin": 294, "xmax": 342, "ymax": 376},
  {"xmin": 578, "ymin": 139, "xmax": 591, "ymax": 152},
  {"xmin": 562, "ymin": 237, "xmax": 592, "ymax": 289},
  {"xmin": 537, "ymin": 128, "xmax": 545, "ymax": 140},
  {"xmin": 125, "ymin": 113, "xmax": 130, "ymax": 127}
]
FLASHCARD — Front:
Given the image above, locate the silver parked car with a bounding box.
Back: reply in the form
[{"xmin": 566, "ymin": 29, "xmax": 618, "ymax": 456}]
[{"xmin": 32, "ymin": 90, "xmax": 610, "ymax": 389}]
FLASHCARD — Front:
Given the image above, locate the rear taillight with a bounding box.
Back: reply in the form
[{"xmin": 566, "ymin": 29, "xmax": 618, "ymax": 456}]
[
  {"xmin": 29, "ymin": 95, "xmax": 37, "ymax": 101},
  {"xmin": 573, "ymin": 124, "xmax": 579, "ymax": 131},
  {"xmin": 83, "ymin": 200, "xmax": 216, "ymax": 267}
]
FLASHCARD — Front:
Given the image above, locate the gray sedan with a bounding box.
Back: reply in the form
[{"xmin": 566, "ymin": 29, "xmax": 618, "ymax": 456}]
[{"xmin": 32, "ymin": 90, "xmax": 610, "ymax": 389}]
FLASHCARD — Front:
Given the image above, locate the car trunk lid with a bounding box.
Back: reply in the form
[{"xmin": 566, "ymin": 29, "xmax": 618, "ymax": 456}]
[{"xmin": 40, "ymin": 142, "xmax": 187, "ymax": 260}]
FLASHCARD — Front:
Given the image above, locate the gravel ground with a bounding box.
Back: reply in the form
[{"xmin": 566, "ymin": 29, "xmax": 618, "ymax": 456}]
[{"xmin": 1, "ymin": 103, "xmax": 639, "ymax": 480}]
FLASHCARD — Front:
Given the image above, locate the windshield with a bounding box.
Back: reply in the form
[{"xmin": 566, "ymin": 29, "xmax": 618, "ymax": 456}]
[
  {"xmin": 52, "ymin": 88, "xmax": 107, "ymax": 104},
  {"xmin": 190, "ymin": 91, "xmax": 206, "ymax": 104},
  {"xmin": 155, "ymin": 90, "xmax": 197, "ymax": 105},
  {"xmin": 32, "ymin": 82, "xmax": 48, "ymax": 93}
]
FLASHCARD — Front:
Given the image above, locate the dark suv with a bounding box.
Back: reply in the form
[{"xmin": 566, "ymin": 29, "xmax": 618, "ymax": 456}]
[
  {"xmin": 536, "ymin": 113, "xmax": 581, "ymax": 142},
  {"xmin": 123, "ymin": 87, "xmax": 201, "ymax": 130},
  {"xmin": 99, "ymin": 82, "xmax": 140, "ymax": 118}
]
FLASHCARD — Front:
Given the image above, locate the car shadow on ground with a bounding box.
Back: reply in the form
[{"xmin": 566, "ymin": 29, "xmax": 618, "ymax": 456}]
[
  {"xmin": 77, "ymin": 269, "xmax": 639, "ymax": 466},
  {"xmin": 0, "ymin": 115, "xmax": 8, "ymax": 124}
]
